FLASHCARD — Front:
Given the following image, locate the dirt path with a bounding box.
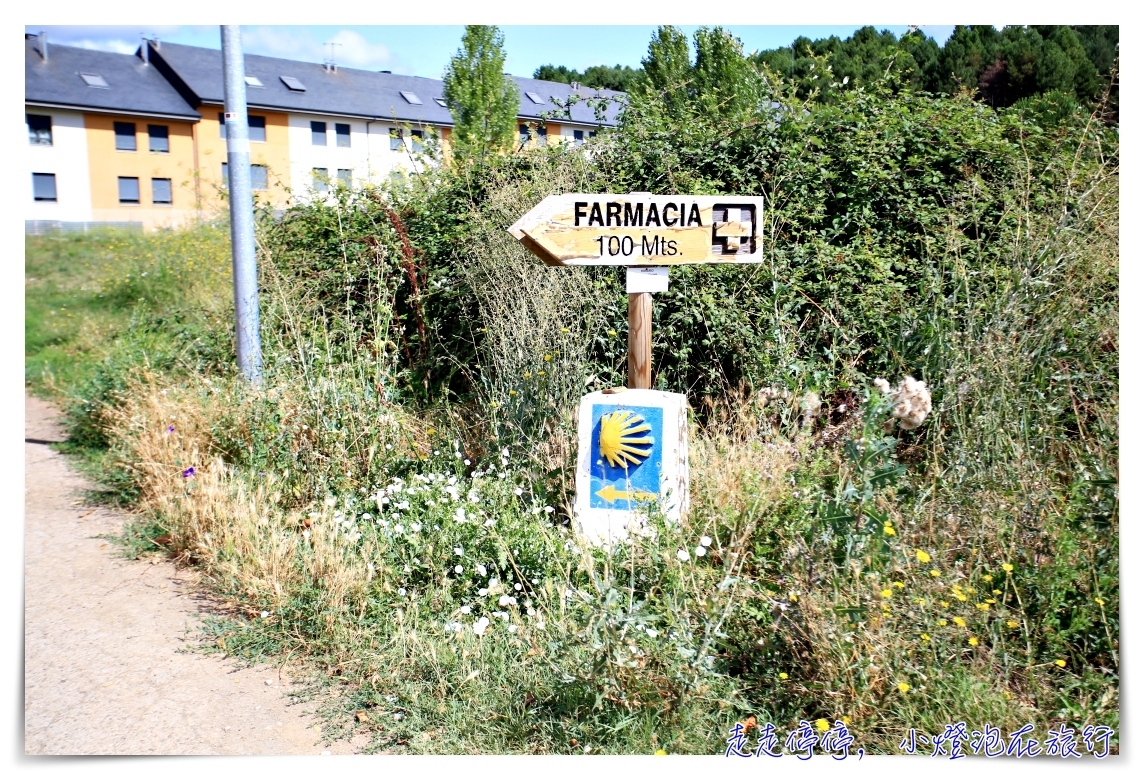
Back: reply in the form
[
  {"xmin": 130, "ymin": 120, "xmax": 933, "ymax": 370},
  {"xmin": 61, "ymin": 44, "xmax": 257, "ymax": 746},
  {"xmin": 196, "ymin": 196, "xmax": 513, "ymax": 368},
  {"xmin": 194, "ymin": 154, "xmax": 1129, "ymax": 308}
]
[{"xmin": 23, "ymin": 393, "xmax": 360, "ymax": 755}]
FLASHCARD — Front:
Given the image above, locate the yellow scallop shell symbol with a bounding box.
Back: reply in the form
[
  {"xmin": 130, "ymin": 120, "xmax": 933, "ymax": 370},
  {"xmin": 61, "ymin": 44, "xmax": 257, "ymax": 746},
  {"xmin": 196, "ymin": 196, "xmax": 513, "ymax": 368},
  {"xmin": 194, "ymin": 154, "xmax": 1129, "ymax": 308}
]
[{"xmin": 598, "ymin": 410, "xmax": 653, "ymax": 469}]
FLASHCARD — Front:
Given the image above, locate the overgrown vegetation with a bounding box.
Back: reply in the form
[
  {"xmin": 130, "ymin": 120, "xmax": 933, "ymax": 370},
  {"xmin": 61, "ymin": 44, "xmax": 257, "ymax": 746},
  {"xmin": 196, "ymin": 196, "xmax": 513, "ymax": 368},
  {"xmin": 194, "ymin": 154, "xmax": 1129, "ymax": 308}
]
[{"xmin": 26, "ymin": 24, "xmax": 1117, "ymax": 756}]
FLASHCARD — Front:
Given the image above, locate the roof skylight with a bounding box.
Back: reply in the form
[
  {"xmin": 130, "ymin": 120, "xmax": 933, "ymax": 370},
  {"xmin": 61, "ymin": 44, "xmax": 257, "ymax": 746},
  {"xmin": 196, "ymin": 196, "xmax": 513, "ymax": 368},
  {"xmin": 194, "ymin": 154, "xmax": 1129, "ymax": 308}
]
[
  {"xmin": 434, "ymin": 97, "xmax": 447, "ymax": 107},
  {"xmin": 280, "ymin": 75, "xmax": 307, "ymax": 92},
  {"xmin": 400, "ymin": 91, "xmax": 422, "ymax": 105},
  {"xmin": 525, "ymin": 91, "xmax": 545, "ymax": 104},
  {"xmin": 245, "ymin": 75, "xmax": 264, "ymax": 87},
  {"xmin": 80, "ymin": 73, "xmax": 109, "ymax": 88}
]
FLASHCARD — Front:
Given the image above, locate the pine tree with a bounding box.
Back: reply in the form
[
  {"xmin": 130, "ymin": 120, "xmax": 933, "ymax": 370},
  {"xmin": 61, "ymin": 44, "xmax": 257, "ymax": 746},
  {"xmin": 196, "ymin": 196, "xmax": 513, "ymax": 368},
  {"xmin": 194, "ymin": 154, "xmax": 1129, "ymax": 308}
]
[{"xmin": 443, "ymin": 26, "xmax": 520, "ymax": 162}]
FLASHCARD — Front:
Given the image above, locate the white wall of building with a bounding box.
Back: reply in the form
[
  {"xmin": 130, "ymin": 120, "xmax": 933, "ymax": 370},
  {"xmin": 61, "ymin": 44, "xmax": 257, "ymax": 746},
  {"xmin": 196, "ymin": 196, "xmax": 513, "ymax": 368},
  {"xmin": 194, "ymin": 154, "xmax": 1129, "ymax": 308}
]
[
  {"xmin": 25, "ymin": 109, "xmax": 93, "ymax": 223},
  {"xmin": 286, "ymin": 114, "xmax": 441, "ymax": 202}
]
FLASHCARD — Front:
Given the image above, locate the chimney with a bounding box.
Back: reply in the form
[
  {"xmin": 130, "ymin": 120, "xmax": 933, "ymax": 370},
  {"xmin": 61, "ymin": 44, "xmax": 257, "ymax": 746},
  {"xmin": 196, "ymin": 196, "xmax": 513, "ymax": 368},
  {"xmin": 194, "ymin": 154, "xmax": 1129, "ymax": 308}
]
[
  {"xmin": 141, "ymin": 36, "xmax": 150, "ymax": 64},
  {"xmin": 39, "ymin": 31, "xmax": 48, "ymax": 62}
]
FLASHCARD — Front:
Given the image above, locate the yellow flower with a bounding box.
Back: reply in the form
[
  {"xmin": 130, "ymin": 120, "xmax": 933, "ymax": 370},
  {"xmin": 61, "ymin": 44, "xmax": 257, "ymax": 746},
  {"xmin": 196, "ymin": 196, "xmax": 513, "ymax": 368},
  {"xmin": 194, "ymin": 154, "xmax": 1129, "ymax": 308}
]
[
  {"xmin": 816, "ymin": 719, "xmax": 830, "ymax": 732},
  {"xmin": 893, "ymin": 581, "xmax": 905, "ymax": 589},
  {"xmin": 953, "ymin": 617, "xmax": 966, "ymax": 627},
  {"xmin": 883, "ymin": 523, "xmax": 896, "ymax": 536},
  {"xmin": 982, "ymin": 574, "xmax": 993, "ymax": 583},
  {"xmin": 655, "ymin": 749, "xmax": 667, "ymax": 755},
  {"xmin": 968, "ymin": 637, "xmax": 979, "ymax": 646},
  {"xmin": 897, "ymin": 682, "xmax": 910, "ymax": 693},
  {"xmin": 920, "ymin": 633, "xmax": 931, "ymax": 641},
  {"xmin": 426, "ymin": 428, "xmax": 436, "ymax": 435},
  {"xmin": 543, "ymin": 354, "xmax": 553, "ymax": 362},
  {"xmin": 1054, "ymin": 659, "xmax": 1067, "ymax": 668},
  {"xmin": 955, "ymin": 593, "xmax": 968, "ymax": 602},
  {"xmin": 976, "ymin": 603, "xmax": 990, "ymax": 611},
  {"xmin": 1002, "ymin": 563, "xmax": 1014, "ymax": 573},
  {"xmin": 607, "ymin": 330, "xmax": 617, "ymax": 337},
  {"xmin": 1007, "ymin": 620, "xmax": 1019, "ymax": 629},
  {"xmin": 986, "ymin": 599, "xmax": 996, "ymax": 605},
  {"xmin": 881, "ymin": 588, "xmax": 894, "ymax": 598},
  {"xmin": 940, "ymin": 601, "xmax": 950, "ymax": 608},
  {"xmin": 842, "ymin": 717, "xmax": 851, "ymax": 725},
  {"xmin": 522, "ymin": 371, "xmax": 532, "ymax": 379},
  {"xmin": 1095, "ymin": 597, "xmax": 1106, "ymax": 606},
  {"xmin": 778, "ymin": 672, "xmax": 788, "ymax": 680},
  {"xmin": 790, "ymin": 593, "xmax": 798, "ymax": 602},
  {"xmin": 916, "ymin": 550, "xmax": 931, "ymax": 564},
  {"xmin": 937, "ymin": 619, "xmax": 948, "ymax": 626},
  {"xmin": 930, "ymin": 569, "xmax": 941, "ymax": 578},
  {"xmin": 561, "ymin": 327, "xmax": 570, "ymax": 334},
  {"xmin": 509, "ymin": 390, "xmax": 517, "ymax": 396},
  {"xmin": 992, "ymin": 589, "xmax": 1002, "ymax": 595}
]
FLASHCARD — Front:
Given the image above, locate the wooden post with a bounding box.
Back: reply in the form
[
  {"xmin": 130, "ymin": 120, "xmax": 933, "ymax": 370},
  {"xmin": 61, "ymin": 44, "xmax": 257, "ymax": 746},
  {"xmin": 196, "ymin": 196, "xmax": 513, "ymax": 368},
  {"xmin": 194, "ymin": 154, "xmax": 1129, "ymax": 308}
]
[{"xmin": 628, "ymin": 292, "xmax": 652, "ymax": 389}]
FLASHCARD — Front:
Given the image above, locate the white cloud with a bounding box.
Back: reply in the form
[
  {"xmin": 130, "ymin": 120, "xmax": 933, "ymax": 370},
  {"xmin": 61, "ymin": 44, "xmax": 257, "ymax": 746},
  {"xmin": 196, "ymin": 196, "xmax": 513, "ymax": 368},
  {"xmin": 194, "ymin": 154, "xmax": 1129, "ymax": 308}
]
[
  {"xmin": 240, "ymin": 27, "xmax": 391, "ymax": 72},
  {"xmin": 71, "ymin": 38, "xmax": 137, "ymax": 55}
]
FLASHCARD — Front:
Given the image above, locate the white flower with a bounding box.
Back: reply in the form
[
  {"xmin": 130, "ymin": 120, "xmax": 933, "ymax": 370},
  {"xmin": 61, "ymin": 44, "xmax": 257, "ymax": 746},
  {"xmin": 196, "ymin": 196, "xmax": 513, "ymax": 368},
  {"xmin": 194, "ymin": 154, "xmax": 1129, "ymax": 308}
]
[
  {"xmin": 454, "ymin": 508, "xmax": 467, "ymax": 522},
  {"xmin": 514, "ymin": 487, "xmax": 524, "ymax": 497},
  {"xmin": 261, "ymin": 610, "xmax": 270, "ymax": 618},
  {"xmin": 695, "ymin": 546, "xmax": 707, "ymax": 557},
  {"xmin": 514, "ymin": 582, "xmax": 522, "ymax": 591},
  {"xmin": 362, "ymin": 513, "xmax": 372, "ymax": 520},
  {"xmin": 394, "ymin": 524, "xmax": 404, "ymax": 535},
  {"xmin": 454, "ymin": 565, "xmax": 464, "ymax": 574},
  {"xmin": 543, "ymin": 506, "xmax": 555, "ymax": 514},
  {"xmin": 498, "ymin": 594, "xmax": 517, "ymax": 607},
  {"xmin": 410, "ymin": 522, "xmax": 421, "ymax": 533},
  {"xmin": 646, "ymin": 628, "xmax": 658, "ymax": 638},
  {"xmin": 478, "ymin": 588, "xmax": 488, "ymax": 597},
  {"xmin": 325, "ymin": 497, "xmax": 337, "ymax": 506},
  {"xmin": 464, "ymin": 459, "xmax": 471, "ymax": 466},
  {"xmin": 527, "ymin": 607, "xmax": 536, "ymax": 616},
  {"xmin": 536, "ymin": 620, "xmax": 546, "ymax": 630},
  {"xmin": 501, "ymin": 448, "xmax": 510, "ymax": 458},
  {"xmin": 454, "ymin": 546, "xmax": 464, "ymax": 556},
  {"xmin": 700, "ymin": 535, "xmax": 712, "ymax": 547},
  {"xmin": 476, "ymin": 564, "xmax": 487, "ymax": 577},
  {"xmin": 397, "ymin": 588, "xmax": 407, "ymax": 596},
  {"xmin": 507, "ymin": 625, "xmax": 518, "ymax": 634},
  {"xmin": 484, "ymin": 518, "xmax": 495, "ymax": 527},
  {"xmin": 677, "ymin": 549, "xmax": 690, "ymax": 562},
  {"xmin": 460, "ymin": 605, "xmax": 472, "ymax": 614},
  {"xmin": 473, "ymin": 616, "xmax": 490, "ymax": 636}
]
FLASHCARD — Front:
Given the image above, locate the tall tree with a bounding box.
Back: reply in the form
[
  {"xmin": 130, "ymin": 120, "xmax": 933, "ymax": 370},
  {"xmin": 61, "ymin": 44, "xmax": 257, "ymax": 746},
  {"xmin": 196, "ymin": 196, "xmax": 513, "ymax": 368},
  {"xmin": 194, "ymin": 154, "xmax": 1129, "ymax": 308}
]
[{"xmin": 443, "ymin": 26, "xmax": 520, "ymax": 162}]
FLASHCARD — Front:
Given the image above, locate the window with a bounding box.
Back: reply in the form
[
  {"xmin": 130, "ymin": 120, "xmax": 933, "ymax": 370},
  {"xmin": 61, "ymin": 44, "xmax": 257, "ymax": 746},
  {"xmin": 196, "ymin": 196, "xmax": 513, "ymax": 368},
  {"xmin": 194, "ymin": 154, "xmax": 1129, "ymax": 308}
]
[
  {"xmin": 27, "ymin": 114, "xmax": 52, "ymax": 146},
  {"xmin": 148, "ymin": 125, "xmax": 169, "ymax": 153},
  {"xmin": 80, "ymin": 73, "xmax": 108, "ymax": 88},
  {"xmin": 221, "ymin": 163, "xmax": 268, "ymax": 191},
  {"xmin": 400, "ymin": 91, "xmax": 422, "ymax": 105},
  {"xmin": 573, "ymin": 129, "xmax": 584, "ymax": 145},
  {"xmin": 152, "ymin": 178, "xmax": 172, "ymax": 205},
  {"xmin": 32, "ymin": 173, "xmax": 57, "ymax": 202},
  {"xmin": 519, "ymin": 123, "xmax": 546, "ymax": 146},
  {"xmin": 280, "ymin": 75, "xmax": 306, "ymax": 92},
  {"xmin": 244, "ymin": 75, "xmax": 264, "ymax": 88},
  {"xmin": 114, "ymin": 122, "xmax": 136, "ymax": 151},
  {"xmin": 118, "ymin": 177, "xmax": 140, "ymax": 204},
  {"xmin": 311, "ymin": 121, "xmax": 327, "ymax": 146},
  {"xmin": 312, "ymin": 168, "xmax": 329, "ymax": 194},
  {"xmin": 335, "ymin": 123, "xmax": 351, "ymax": 148},
  {"xmin": 525, "ymin": 91, "xmax": 545, "ymax": 104},
  {"xmin": 220, "ymin": 114, "xmax": 266, "ymax": 142},
  {"xmin": 248, "ymin": 116, "xmax": 266, "ymax": 143},
  {"xmin": 536, "ymin": 125, "xmax": 547, "ymax": 146},
  {"xmin": 389, "ymin": 128, "xmax": 403, "ymax": 151},
  {"xmin": 411, "ymin": 129, "xmax": 424, "ymax": 153},
  {"xmin": 337, "ymin": 168, "xmax": 352, "ymax": 187},
  {"xmin": 434, "ymin": 97, "xmax": 447, "ymax": 107}
]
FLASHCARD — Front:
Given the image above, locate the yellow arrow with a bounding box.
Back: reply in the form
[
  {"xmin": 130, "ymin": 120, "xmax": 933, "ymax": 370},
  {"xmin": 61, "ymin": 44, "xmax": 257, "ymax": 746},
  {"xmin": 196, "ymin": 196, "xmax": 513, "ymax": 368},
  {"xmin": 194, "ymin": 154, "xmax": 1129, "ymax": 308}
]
[{"xmin": 595, "ymin": 484, "xmax": 658, "ymax": 503}]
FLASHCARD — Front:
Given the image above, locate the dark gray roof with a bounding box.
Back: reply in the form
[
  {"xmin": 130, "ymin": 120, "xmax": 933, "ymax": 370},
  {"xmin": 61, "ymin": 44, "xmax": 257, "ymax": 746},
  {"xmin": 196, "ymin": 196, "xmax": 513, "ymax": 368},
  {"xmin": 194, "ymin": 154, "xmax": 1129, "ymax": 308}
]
[
  {"xmin": 510, "ymin": 76, "xmax": 623, "ymax": 126},
  {"xmin": 24, "ymin": 37, "xmax": 200, "ymax": 120},
  {"xmin": 150, "ymin": 41, "xmax": 620, "ymax": 127}
]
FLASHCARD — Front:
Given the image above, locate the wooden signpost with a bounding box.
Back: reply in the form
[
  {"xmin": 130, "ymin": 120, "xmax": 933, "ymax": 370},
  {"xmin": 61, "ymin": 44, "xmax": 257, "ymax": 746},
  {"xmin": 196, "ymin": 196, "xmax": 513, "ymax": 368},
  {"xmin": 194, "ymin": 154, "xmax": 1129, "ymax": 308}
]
[{"xmin": 509, "ymin": 193, "xmax": 766, "ymax": 543}]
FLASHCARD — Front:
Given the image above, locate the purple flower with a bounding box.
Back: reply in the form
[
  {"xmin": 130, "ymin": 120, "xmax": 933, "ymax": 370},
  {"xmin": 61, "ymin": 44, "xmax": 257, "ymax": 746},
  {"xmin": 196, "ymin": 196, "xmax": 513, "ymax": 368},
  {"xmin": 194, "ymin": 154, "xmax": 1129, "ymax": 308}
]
[
  {"xmin": 167, "ymin": 425, "xmax": 175, "ymax": 434},
  {"xmin": 182, "ymin": 467, "xmax": 196, "ymax": 478}
]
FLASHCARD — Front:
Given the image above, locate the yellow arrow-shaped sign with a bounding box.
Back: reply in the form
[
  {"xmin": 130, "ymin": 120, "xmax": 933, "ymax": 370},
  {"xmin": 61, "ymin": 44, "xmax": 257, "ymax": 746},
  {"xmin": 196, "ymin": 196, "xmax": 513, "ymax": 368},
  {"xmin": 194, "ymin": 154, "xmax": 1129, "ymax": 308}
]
[
  {"xmin": 508, "ymin": 194, "xmax": 766, "ymax": 267},
  {"xmin": 595, "ymin": 484, "xmax": 658, "ymax": 503}
]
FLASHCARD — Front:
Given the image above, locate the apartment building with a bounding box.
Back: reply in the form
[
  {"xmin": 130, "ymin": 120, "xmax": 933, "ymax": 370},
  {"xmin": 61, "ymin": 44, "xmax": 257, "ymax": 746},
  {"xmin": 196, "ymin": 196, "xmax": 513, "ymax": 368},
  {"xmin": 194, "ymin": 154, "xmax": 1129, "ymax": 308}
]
[{"xmin": 25, "ymin": 33, "xmax": 623, "ymax": 230}]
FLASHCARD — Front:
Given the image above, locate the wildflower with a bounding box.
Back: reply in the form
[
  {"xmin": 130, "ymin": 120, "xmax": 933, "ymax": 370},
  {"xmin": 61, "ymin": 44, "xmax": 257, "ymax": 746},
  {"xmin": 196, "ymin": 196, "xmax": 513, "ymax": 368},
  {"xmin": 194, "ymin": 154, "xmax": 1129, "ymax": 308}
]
[
  {"xmin": 325, "ymin": 497, "xmax": 337, "ymax": 506},
  {"xmin": 940, "ymin": 600, "xmax": 950, "ymax": 608},
  {"xmin": 893, "ymin": 581, "xmax": 905, "ymax": 589},
  {"xmin": 476, "ymin": 564, "xmax": 487, "ymax": 577},
  {"xmin": 883, "ymin": 522, "xmax": 896, "ymax": 536},
  {"xmin": 897, "ymin": 682, "xmax": 910, "ymax": 693},
  {"xmin": 261, "ymin": 610, "xmax": 270, "ymax": 618},
  {"xmin": 655, "ymin": 750, "xmax": 667, "ymax": 755},
  {"xmin": 394, "ymin": 524, "xmax": 404, "ymax": 535},
  {"xmin": 882, "ymin": 376, "xmax": 932, "ymax": 430},
  {"xmin": 700, "ymin": 535, "xmax": 712, "ymax": 547},
  {"xmin": 473, "ymin": 616, "xmax": 490, "ymax": 636},
  {"xmin": 1095, "ymin": 597, "xmax": 1106, "ymax": 606},
  {"xmin": 454, "ymin": 565, "xmax": 464, "ymax": 574},
  {"xmin": 182, "ymin": 467, "xmax": 196, "ymax": 478},
  {"xmin": 992, "ymin": 589, "xmax": 1002, "ymax": 595},
  {"xmin": 454, "ymin": 508, "xmax": 467, "ymax": 523},
  {"xmin": 1002, "ymin": 563, "xmax": 1014, "ymax": 573},
  {"xmin": 514, "ymin": 583, "xmax": 522, "ymax": 591},
  {"xmin": 952, "ymin": 617, "xmax": 966, "ymax": 627},
  {"xmin": 460, "ymin": 605, "xmax": 471, "ymax": 614},
  {"xmin": 478, "ymin": 588, "xmax": 488, "ymax": 597},
  {"xmin": 1054, "ymin": 659, "xmax": 1066, "ymax": 668},
  {"xmin": 514, "ymin": 487, "xmax": 524, "ymax": 497},
  {"xmin": 427, "ymin": 428, "xmax": 436, "ymax": 435},
  {"xmin": 498, "ymin": 595, "xmax": 517, "ymax": 607},
  {"xmin": 920, "ymin": 633, "xmax": 931, "ymax": 641},
  {"xmin": 968, "ymin": 637, "xmax": 979, "ymax": 646},
  {"xmin": 976, "ymin": 603, "xmax": 990, "ymax": 611},
  {"xmin": 779, "ymin": 672, "xmax": 788, "ymax": 680},
  {"xmin": 881, "ymin": 589, "xmax": 893, "ymax": 598},
  {"xmin": 982, "ymin": 574, "xmax": 993, "ymax": 583},
  {"xmin": 543, "ymin": 505, "xmax": 554, "ymax": 514},
  {"xmin": 410, "ymin": 522, "xmax": 421, "ymax": 533},
  {"xmin": 695, "ymin": 546, "xmax": 707, "ymax": 557},
  {"xmin": 166, "ymin": 425, "xmax": 175, "ymax": 434},
  {"xmin": 816, "ymin": 719, "xmax": 830, "ymax": 732},
  {"xmin": 536, "ymin": 620, "xmax": 545, "ymax": 629},
  {"xmin": 937, "ymin": 619, "xmax": 948, "ymax": 627},
  {"xmin": 916, "ymin": 550, "xmax": 931, "ymax": 564},
  {"xmin": 543, "ymin": 354, "xmax": 552, "ymax": 362},
  {"xmin": 677, "ymin": 549, "xmax": 690, "ymax": 562},
  {"xmin": 397, "ymin": 588, "xmax": 407, "ymax": 596},
  {"xmin": 645, "ymin": 628, "xmax": 658, "ymax": 638}
]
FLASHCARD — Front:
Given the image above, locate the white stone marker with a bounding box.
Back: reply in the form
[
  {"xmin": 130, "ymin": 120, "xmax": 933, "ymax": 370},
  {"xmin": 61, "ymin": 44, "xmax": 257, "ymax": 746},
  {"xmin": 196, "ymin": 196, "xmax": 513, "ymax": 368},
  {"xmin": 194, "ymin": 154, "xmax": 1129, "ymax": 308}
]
[{"xmin": 574, "ymin": 388, "xmax": 689, "ymax": 546}]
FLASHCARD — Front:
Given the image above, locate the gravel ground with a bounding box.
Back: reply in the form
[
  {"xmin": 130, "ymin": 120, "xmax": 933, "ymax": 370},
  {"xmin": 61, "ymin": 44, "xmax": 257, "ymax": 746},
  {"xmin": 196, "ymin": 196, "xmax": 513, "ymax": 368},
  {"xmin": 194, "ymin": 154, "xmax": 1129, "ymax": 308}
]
[{"xmin": 23, "ymin": 393, "xmax": 361, "ymax": 755}]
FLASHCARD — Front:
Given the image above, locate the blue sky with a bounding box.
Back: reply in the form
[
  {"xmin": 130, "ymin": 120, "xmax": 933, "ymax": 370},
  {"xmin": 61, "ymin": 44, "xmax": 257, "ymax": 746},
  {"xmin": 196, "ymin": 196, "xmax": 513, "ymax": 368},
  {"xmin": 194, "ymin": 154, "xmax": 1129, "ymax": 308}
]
[{"xmin": 25, "ymin": 25, "xmax": 957, "ymax": 81}]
